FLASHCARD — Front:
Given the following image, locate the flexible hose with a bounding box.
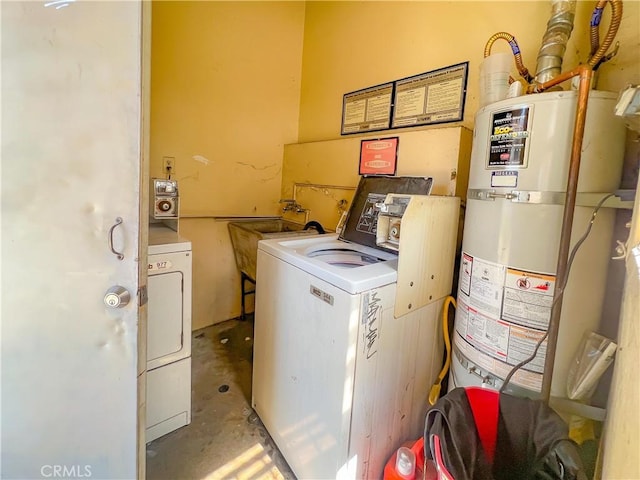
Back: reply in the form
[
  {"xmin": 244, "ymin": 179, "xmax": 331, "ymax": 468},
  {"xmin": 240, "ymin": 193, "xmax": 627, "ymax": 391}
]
[
  {"xmin": 428, "ymin": 296, "xmax": 456, "ymax": 406},
  {"xmin": 589, "ymin": 0, "xmax": 623, "ymax": 67},
  {"xmin": 484, "ymin": 32, "xmax": 533, "ymax": 83}
]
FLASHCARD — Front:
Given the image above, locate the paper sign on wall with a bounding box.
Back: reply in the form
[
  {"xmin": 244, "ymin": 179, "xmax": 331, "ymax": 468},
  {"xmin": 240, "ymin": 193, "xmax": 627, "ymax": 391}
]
[{"xmin": 359, "ymin": 137, "xmax": 399, "ymax": 175}]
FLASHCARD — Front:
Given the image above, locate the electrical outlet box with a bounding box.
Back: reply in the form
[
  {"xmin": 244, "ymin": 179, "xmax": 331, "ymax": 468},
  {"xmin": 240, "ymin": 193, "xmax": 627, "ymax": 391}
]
[{"xmin": 163, "ymin": 156, "xmax": 175, "ymax": 175}]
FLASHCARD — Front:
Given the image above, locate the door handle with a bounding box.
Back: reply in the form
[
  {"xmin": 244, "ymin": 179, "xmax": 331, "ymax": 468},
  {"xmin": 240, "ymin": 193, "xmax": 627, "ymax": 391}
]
[
  {"xmin": 108, "ymin": 217, "xmax": 124, "ymax": 260},
  {"xmin": 104, "ymin": 286, "xmax": 131, "ymax": 308}
]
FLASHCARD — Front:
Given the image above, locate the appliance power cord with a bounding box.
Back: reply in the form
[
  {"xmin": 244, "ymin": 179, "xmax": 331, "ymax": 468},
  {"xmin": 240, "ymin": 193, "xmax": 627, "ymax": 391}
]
[{"xmin": 499, "ymin": 193, "xmax": 615, "ymax": 393}]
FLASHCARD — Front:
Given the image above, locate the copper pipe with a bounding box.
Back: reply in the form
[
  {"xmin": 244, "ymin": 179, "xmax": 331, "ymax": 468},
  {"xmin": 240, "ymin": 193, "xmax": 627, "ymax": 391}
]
[
  {"xmin": 527, "ymin": 64, "xmax": 584, "ymax": 93},
  {"xmin": 484, "ymin": 32, "xmax": 533, "ymax": 83},
  {"xmin": 541, "ymin": 65, "xmax": 594, "ymax": 402}
]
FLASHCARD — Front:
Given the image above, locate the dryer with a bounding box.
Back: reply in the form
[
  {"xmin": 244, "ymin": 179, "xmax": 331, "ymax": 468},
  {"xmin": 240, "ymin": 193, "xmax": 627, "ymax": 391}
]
[{"xmin": 146, "ymin": 224, "xmax": 192, "ymax": 443}]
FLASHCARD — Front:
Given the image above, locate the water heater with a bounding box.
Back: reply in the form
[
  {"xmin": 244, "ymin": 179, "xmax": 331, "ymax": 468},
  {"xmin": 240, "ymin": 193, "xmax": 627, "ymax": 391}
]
[{"xmin": 451, "ymin": 90, "xmax": 625, "ymax": 397}]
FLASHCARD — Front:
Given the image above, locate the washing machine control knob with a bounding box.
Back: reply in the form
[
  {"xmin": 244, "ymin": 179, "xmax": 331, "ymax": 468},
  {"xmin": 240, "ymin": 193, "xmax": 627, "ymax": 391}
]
[{"xmin": 158, "ymin": 200, "xmax": 172, "ymax": 212}]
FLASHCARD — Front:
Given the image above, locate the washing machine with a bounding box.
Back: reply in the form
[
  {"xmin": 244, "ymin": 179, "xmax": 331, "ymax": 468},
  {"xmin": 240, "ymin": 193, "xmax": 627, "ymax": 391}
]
[
  {"xmin": 146, "ymin": 224, "xmax": 192, "ymax": 443},
  {"xmin": 252, "ymin": 176, "xmax": 459, "ymax": 479}
]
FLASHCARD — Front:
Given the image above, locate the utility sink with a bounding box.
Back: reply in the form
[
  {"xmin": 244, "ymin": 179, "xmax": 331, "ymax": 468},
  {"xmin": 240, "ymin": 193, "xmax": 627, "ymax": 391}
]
[{"xmin": 228, "ymin": 219, "xmax": 320, "ymax": 281}]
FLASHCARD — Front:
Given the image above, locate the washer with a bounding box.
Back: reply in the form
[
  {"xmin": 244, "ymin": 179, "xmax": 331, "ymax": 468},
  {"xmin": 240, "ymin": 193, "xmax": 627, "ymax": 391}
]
[
  {"xmin": 252, "ymin": 177, "xmax": 446, "ymax": 479},
  {"xmin": 146, "ymin": 225, "xmax": 192, "ymax": 443}
]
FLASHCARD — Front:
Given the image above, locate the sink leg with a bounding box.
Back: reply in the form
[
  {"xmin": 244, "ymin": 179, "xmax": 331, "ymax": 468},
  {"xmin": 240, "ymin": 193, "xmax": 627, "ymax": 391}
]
[{"xmin": 241, "ymin": 272, "xmax": 256, "ymax": 321}]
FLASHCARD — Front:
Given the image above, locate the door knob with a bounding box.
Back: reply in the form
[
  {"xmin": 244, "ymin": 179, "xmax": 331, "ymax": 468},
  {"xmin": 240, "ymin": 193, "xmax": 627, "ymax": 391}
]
[{"xmin": 104, "ymin": 286, "xmax": 131, "ymax": 308}]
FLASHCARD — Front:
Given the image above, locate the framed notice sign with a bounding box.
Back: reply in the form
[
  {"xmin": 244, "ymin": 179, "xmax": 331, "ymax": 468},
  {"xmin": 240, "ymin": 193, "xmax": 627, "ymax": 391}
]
[
  {"xmin": 359, "ymin": 137, "xmax": 399, "ymax": 175},
  {"xmin": 342, "ymin": 82, "xmax": 394, "ymax": 135},
  {"xmin": 392, "ymin": 62, "xmax": 468, "ymax": 129}
]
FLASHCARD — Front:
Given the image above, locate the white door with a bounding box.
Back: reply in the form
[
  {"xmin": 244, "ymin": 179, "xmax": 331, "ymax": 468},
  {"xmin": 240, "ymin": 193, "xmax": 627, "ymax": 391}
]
[
  {"xmin": 2, "ymin": 2, "xmax": 144, "ymax": 479},
  {"xmin": 147, "ymin": 270, "xmax": 184, "ymax": 366}
]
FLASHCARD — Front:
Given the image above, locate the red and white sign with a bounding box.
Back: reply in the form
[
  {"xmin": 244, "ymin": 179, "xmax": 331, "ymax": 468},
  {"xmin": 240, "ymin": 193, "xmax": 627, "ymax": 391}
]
[{"xmin": 359, "ymin": 137, "xmax": 398, "ymax": 175}]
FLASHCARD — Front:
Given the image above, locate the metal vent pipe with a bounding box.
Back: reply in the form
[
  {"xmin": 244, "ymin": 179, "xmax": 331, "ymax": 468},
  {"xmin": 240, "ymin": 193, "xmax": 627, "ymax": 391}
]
[{"xmin": 535, "ymin": 0, "xmax": 577, "ymax": 84}]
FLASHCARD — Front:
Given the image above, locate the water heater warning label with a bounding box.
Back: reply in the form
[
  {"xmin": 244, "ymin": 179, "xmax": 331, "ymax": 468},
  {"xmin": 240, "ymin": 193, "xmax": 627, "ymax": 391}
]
[
  {"xmin": 454, "ymin": 252, "xmax": 556, "ymax": 391},
  {"xmin": 488, "ymin": 107, "xmax": 530, "ymax": 168},
  {"xmin": 503, "ymin": 268, "xmax": 555, "ymax": 330}
]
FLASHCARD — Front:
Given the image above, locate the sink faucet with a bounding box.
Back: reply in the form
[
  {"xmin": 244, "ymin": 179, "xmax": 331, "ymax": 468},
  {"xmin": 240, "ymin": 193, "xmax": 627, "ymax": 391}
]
[
  {"xmin": 279, "ymin": 199, "xmax": 302, "ymax": 213},
  {"xmin": 279, "ymin": 199, "xmax": 310, "ymax": 223}
]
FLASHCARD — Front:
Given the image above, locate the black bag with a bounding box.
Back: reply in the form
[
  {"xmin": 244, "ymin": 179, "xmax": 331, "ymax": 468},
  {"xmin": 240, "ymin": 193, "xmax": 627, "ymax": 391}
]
[{"xmin": 424, "ymin": 387, "xmax": 587, "ymax": 480}]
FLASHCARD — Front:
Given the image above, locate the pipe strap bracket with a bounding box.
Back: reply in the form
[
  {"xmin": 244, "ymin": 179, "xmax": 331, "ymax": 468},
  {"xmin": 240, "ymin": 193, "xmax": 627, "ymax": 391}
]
[{"xmin": 468, "ymin": 189, "xmax": 565, "ymax": 205}]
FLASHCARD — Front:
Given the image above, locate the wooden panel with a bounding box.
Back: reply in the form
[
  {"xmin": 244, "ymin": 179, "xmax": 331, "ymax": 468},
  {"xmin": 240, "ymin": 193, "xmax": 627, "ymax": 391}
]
[
  {"xmin": 411, "ymin": 299, "xmax": 445, "ymax": 427},
  {"xmin": 348, "ymin": 288, "xmax": 443, "ymax": 478},
  {"xmin": 394, "ymin": 196, "xmax": 460, "ymax": 318},
  {"xmin": 601, "ymin": 173, "xmax": 640, "ymax": 479},
  {"xmin": 281, "ymin": 126, "xmax": 472, "ymax": 231}
]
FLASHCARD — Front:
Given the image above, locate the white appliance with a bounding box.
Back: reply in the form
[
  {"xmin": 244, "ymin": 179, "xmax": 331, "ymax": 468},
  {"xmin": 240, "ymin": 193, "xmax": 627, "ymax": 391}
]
[
  {"xmin": 146, "ymin": 224, "xmax": 193, "ymax": 442},
  {"xmin": 252, "ymin": 177, "xmax": 460, "ymax": 479},
  {"xmin": 451, "ymin": 91, "xmax": 626, "ymax": 397}
]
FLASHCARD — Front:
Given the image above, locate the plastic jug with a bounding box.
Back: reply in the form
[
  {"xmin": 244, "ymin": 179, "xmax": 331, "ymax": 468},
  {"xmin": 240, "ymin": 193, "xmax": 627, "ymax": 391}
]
[{"xmin": 383, "ymin": 438, "xmax": 427, "ymax": 480}]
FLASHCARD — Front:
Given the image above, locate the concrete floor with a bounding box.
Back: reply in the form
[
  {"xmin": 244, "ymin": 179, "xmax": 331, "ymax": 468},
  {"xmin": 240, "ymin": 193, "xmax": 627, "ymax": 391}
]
[{"xmin": 146, "ymin": 318, "xmax": 295, "ymax": 480}]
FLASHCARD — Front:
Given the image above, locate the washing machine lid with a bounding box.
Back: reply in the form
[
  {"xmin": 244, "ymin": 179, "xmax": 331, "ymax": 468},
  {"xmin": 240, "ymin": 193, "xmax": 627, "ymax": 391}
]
[
  {"xmin": 306, "ymin": 247, "xmax": 385, "ymax": 268},
  {"xmin": 339, "ymin": 175, "xmax": 433, "ymax": 251},
  {"xmin": 259, "ymin": 235, "xmax": 399, "ymax": 294}
]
